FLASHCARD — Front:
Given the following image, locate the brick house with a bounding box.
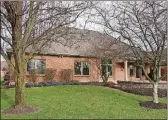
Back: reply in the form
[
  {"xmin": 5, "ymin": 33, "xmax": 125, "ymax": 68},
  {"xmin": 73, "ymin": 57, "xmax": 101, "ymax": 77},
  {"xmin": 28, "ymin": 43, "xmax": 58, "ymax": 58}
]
[
  {"xmin": 7, "ymin": 28, "xmax": 167, "ymax": 83},
  {"xmin": 1, "ymin": 61, "xmax": 9, "ymax": 78}
]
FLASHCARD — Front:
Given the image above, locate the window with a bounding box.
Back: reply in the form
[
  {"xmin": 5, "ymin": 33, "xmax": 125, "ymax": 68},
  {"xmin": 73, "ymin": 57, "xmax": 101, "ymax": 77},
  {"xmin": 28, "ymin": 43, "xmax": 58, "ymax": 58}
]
[
  {"xmin": 27, "ymin": 59, "xmax": 45, "ymax": 74},
  {"xmin": 136, "ymin": 66, "xmax": 141, "ymax": 78},
  {"xmin": 101, "ymin": 59, "xmax": 112, "ymax": 76},
  {"xmin": 74, "ymin": 62, "xmax": 89, "ymax": 75},
  {"xmin": 129, "ymin": 65, "xmax": 134, "ymax": 76}
]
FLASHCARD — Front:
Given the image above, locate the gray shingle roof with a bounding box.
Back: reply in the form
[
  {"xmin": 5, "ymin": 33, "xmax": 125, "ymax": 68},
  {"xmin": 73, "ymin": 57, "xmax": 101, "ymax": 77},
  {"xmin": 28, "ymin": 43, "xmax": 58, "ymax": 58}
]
[
  {"xmin": 8, "ymin": 27, "xmax": 166, "ymax": 65},
  {"xmin": 32, "ymin": 27, "xmax": 131, "ymax": 58}
]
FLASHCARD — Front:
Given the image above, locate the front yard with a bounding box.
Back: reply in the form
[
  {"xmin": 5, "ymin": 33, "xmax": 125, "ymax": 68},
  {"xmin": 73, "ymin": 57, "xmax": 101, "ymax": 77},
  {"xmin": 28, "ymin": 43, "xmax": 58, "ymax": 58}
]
[{"xmin": 1, "ymin": 85, "xmax": 167, "ymax": 119}]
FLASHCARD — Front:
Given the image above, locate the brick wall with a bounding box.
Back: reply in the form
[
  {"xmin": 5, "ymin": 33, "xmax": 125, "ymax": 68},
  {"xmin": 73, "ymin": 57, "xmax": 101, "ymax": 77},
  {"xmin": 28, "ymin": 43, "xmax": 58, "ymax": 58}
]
[
  {"xmin": 115, "ymin": 62, "xmax": 125, "ymax": 81},
  {"xmin": 23, "ymin": 55, "xmax": 100, "ymax": 82},
  {"xmin": 161, "ymin": 65, "xmax": 167, "ymax": 81},
  {"xmin": 9, "ymin": 54, "xmax": 166, "ymax": 83}
]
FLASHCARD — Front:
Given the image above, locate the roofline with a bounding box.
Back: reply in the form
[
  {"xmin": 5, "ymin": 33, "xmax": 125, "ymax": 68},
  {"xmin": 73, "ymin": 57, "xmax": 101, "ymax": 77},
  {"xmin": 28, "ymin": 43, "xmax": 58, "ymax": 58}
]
[
  {"xmin": 31, "ymin": 53, "xmax": 97, "ymax": 58},
  {"xmin": 7, "ymin": 50, "xmax": 167, "ymax": 64}
]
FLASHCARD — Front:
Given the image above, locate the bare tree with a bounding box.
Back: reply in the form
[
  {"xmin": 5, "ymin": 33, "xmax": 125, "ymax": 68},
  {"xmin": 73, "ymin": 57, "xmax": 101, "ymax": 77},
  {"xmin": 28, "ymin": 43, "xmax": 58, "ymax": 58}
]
[
  {"xmin": 0, "ymin": 1, "xmax": 92, "ymax": 108},
  {"xmin": 92, "ymin": 1, "xmax": 167, "ymax": 103},
  {"xmin": 82, "ymin": 30, "xmax": 130, "ymax": 84},
  {"xmin": 94, "ymin": 40, "xmax": 119, "ymax": 84}
]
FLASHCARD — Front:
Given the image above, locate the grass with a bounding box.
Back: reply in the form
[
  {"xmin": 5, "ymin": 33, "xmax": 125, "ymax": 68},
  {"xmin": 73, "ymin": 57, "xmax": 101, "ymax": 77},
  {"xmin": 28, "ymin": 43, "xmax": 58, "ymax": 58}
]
[{"xmin": 1, "ymin": 85, "xmax": 167, "ymax": 119}]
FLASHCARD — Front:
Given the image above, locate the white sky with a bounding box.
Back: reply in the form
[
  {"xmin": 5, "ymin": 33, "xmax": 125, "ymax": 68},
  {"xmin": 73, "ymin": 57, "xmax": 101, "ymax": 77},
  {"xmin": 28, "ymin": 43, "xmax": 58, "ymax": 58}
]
[{"xmin": 1, "ymin": 56, "xmax": 5, "ymax": 61}]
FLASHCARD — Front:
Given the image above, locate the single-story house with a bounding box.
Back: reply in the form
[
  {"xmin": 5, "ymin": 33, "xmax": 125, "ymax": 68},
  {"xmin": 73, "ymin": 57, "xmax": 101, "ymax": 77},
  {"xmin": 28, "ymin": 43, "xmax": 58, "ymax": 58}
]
[
  {"xmin": 7, "ymin": 28, "xmax": 167, "ymax": 83},
  {"xmin": 1, "ymin": 61, "xmax": 9, "ymax": 78}
]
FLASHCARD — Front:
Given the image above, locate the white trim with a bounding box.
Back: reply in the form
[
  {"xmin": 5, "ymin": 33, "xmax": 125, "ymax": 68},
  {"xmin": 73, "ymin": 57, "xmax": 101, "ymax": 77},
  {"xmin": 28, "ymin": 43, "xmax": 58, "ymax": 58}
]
[
  {"xmin": 74, "ymin": 61, "xmax": 90, "ymax": 76},
  {"xmin": 124, "ymin": 60, "xmax": 128, "ymax": 81},
  {"xmin": 100, "ymin": 60, "xmax": 113, "ymax": 76},
  {"xmin": 159, "ymin": 66, "xmax": 161, "ymax": 78}
]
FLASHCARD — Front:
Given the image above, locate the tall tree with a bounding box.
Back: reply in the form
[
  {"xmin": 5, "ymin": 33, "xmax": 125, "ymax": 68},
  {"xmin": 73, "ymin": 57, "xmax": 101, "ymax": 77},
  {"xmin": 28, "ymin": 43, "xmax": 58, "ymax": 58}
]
[
  {"xmin": 92, "ymin": 1, "xmax": 167, "ymax": 103},
  {"xmin": 0, "ymin": 1, "xmax": 92, "ymax": 107}
]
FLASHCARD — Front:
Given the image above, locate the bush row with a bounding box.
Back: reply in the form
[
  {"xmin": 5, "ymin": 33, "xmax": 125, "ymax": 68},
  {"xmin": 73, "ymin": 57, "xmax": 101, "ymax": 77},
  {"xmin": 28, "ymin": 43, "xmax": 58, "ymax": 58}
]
[
  {"xmin": 25, "ymin": 81, "xmax": 80, "ymax": 88},
  {"xmin": 5, "ymin": 81, "xmax": 106, "ymax": 88}
]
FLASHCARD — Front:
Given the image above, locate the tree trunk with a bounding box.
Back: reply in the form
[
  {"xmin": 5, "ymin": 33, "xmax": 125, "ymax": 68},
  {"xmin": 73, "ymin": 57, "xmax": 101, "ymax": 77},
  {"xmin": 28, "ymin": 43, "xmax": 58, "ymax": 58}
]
[
  {"xmin": 152, "ymin": 82, "xmax": 159, "ymax": 103},
  {"xmin": 15, "ymin": 67, "xmax": 25, "ymax": 106},
  {"xmin": 102, "ymin": 74, "xmax": 108, "ymax": 85}
]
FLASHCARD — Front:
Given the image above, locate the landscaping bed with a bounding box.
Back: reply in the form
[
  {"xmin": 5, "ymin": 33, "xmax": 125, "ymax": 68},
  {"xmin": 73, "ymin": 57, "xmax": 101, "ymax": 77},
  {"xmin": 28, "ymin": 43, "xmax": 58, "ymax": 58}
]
[
  {"xmin": 114, "ymin": 81, "xmax": 167, "ymax": 98},
  {"xmin": 103, "ymin": 83, "xmax": 167, "ymax": 98},
  {"xmin": 5, "ymin": 81, "xmax": 105, "ymax": 88},
  {"xmin": 25, "ymin": 81, "xmax": 81, "ymax": 88},
  {"xmin": 139, "ymin": 101, "xmax": 167, "ymax": 109},
  {"xmin": 118, "ymin": 87, "xmax": 167, "ymax": 98},
  {"xmin": 4, "ymin": 81, "xmax": 81, "ymax": 88},
  {"xmin": 2, "ymin": 104, "xmax": 38, "ymax": 114},
  {"xmin": 117, "ymin": 80, "xmax": 167, "ymax": 89}
]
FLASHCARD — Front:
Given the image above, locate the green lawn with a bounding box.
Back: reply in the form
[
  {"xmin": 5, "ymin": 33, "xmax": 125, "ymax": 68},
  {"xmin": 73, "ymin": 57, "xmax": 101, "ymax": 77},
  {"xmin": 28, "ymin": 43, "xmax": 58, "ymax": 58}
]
[{"xmin": 1, "ymin": 85, "xmax": 167, "ymax": 119}]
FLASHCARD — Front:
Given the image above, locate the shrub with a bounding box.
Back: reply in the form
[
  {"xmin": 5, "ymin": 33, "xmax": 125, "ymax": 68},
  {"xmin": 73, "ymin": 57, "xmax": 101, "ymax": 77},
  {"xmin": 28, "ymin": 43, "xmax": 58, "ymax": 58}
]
[
  {"xmin": 38, "ymin": 83, "xmax": 43, "ymax": 87},
  {"xmin": 24, "ymin": 81, "xmax": 81, "ymax": 88},
  {"xmin": 34, "ymin": 82, "xmax": 39, "ymax": 87},
  {"xmin": 25, "ymin": 82, "xmax": 34, "ymax": 88},
  {"xmin": 60, "ymin": 69, "xmax": 73, "ymax": 82},
  {"xmin": 45, "ymin": 68, "xmax": 56, "ymax": 81},
  {"xmin": 38, "ymin": 82, "xmax": 45, "ymax": 86},
  {"xmin": 29, "ymin": 69, "xmax": 37, "ymax": 83}
]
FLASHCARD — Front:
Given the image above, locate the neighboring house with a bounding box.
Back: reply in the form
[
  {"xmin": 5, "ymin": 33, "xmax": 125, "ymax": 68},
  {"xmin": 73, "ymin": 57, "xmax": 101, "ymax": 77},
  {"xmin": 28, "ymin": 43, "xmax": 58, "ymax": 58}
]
[
  {"xmin": 1, "ymin": 61, "xmax": 8, "ymax": 71},
  {"xmin": 161, "ymin": 60, "xmax": 167, "ymax": 81},
  {"xmin": 7, "ymin": 28, "xmax": 167, "ymax": 83},
  {"xmin": 1, "ymin": 61, "xmax": 9, "ymax": 78}
]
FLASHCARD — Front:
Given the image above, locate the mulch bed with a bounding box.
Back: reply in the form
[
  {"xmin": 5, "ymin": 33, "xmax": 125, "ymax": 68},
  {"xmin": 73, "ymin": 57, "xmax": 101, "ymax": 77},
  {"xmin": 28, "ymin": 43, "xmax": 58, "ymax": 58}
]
[
  {"xmin": 102, "ymin": 82, "xmax": 167, "ymax": 98},
  {"xmin": 118, "ymin": 88, "xmax": 167, "ymax": 98},
  {"xmin": 139, "ymin": 101, "xmax": 167, "ymax": 109},
  {"xmin": 2, "ymin": 104, "xmax": 38, "ymax": 114}
]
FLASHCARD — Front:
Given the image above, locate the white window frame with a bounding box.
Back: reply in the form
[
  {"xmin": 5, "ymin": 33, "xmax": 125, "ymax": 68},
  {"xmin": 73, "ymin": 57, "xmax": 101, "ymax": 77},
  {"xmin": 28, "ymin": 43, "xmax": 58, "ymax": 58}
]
[
  {"xmin": 74, "ymin": 61, "xmax": 90, "ymax": 76},
  {"xmin": 101, "ymin": 60, "xmax": 112, "ymax": 76},
  {"xmin": 129, "ymin": 64, "xmax": 135, "ymax": 76},
  {"xmin": 27, "ymin": 59, "xmax": 45, "ymax": 75}
]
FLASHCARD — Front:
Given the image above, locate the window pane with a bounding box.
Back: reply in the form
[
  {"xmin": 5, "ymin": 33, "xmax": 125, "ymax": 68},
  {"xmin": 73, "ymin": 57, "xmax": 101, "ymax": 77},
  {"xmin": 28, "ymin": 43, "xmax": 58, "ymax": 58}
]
[
  {"xmin": 108, "ymin": 65, "xmax": 112, "ymax": 76},
  {"xmin": 27, "ymin": 59, "xmax": 45, "ymax": 74},
  {"xmin": 36, "ymin": 60, "xmax": 45, "ymax": 74},
  {"xmin": 74, "ymin": 62, "xmax": 81, "ymax": 75},
  {"xmin": 83, "ymin": 62, "xmax": 89, "ymax": 75},
  {"xmin": 130, "ymin": 69, "xmax": 134, "ymax": 76},
  {"xmin": 130, "ymin": 65, "xmax": 134, "ymax": 76},
  {"xmin": 107, "ymin": 59, "xmax": 112, "ymax": 64},
  {"xmin": 27, "ymin": 60, "xmax": 35, "ymax": 73},
  {"xmin": 136, "ymin": 67, "xmax": 141, "ymax": 78}
]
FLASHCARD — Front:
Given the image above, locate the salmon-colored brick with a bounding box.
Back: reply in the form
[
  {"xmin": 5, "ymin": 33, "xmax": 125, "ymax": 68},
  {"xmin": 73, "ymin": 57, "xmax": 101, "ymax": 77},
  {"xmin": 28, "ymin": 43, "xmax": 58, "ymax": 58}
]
[
  {"xmin": 23, "ymin": 55, "xmax": 100, "ymax": 82},
  {"xmin": 9, "ymin": 55, "xmax": 166, "ymax": 83}
]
